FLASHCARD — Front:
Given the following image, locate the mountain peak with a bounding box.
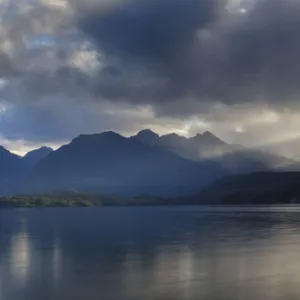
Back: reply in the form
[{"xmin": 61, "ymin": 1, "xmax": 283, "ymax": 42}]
[
  {"xmin": 100, "ymin": 131, "xmax": 123, "ymax": 139},
  {"xmin": 25, "ymin": 146, "xmax": 53, "ymax": 155},
  {"xmin": 73, "ymin": 131, "xmax": 123, "ymax": 143},
  {"xmin": 23, "ymin": 146, "xmax": 53, "ymax": 167},
  {"xmin": 39, "ymin": 146, "xmax": 53, "ymax": 151},
  {"xmin": 161, "ymin": 133, "xmax": 186, "ymax": 140},
  {"xmin": 190, "ymin": 131, "xmax": 226, "ymax": 145},
  {"xmin": 201, "ymin": 131, "xmax": 216, "ymax": 138},
  {"xmin": 203, "ymin": 131, "xmax": 225, "ymax": 142},
  {"xmin": 137, "ymin": 129, "xmax": 159, "ymax": 138},
  {"xmin": 132, "ymin": 129, "xmax": 159, "ymax": 146}
]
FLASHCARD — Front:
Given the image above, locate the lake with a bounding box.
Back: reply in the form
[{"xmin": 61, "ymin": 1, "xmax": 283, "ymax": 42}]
[{"xmin": 1, "ymin": 206, "xmax": 300, "ymax": 300}]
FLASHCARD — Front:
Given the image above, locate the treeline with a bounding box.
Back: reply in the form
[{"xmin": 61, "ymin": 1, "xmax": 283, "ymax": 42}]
[
  {"xmin": 0, "ymin": 192, "xmax": 178, "ymax": 208},
  {"xmin": 0, "ymin": 193, "xmax": 102, "ymax": 207}
]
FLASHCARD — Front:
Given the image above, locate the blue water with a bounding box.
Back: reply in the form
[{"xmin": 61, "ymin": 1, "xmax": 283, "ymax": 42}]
[{"xmin": 1, "ymin": 206, "xmax": 300, "ymax": 300}]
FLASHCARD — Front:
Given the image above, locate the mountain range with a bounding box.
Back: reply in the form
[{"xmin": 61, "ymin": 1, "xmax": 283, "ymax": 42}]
[{"xmin": 0, "ymin": 130, "xmax": 299, "ymax": 197}]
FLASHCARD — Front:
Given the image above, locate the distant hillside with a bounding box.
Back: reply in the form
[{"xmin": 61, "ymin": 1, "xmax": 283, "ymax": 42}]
[
  {"xmin": 192, "ymin": 172, "xmax": 300, "ymax": 204},
  {"xmin": 131, "ymin": 129, "xmax": 297, "ymax": 173},
  {"xmin": 132, "ymin": 130, "xmax": 229, "ymax": 160}
]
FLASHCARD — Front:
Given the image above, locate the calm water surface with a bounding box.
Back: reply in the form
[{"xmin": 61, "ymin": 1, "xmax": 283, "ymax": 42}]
[{"xmin": 1, "ymin": 206, "xmax": 300, "ymax": 300}]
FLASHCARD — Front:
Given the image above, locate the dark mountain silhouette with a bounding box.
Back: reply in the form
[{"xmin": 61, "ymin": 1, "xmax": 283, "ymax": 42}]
[
  {"xmin": 131, "ymin": 129, "xmax": 159, "ymax": 146},
  {"xmin": 0, "ymin": 129, "xmax": 297, "ymax": 197},
  {"xmin": 22, "ymin": 146, "xmax": 53, "ymax": 167},
  {"xmin": 0, "ymin": 146, "xmax": 25, "ymax": 176},
  {"xmin": 26, "ymin": 131, "xmax": 225, "ymax": 197},
  {"xmin": 192, "ymin": 171, "xmax": 300, "ymax": 204},
  {"xmin": 0, "ymin": 146, "xmax": 27, "ymax": 194}
]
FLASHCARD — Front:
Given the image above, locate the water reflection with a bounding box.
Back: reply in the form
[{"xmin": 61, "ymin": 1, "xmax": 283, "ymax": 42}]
[
  {"xmin": 52, "ymin": 236, "xmax": 63, "ymax": 285},
  {"xmin": 1, "ymin": 207, "xmax": 300, "ymax": 299},
  {"xmin": 9, "ymin": 215, "xmax": 31, "ymax": 286}
]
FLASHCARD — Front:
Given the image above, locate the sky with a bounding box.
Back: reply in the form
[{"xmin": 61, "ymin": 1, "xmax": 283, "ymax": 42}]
[{"xmin": 1, "ymin": 0, "xmax": 300, "ymax": 157}]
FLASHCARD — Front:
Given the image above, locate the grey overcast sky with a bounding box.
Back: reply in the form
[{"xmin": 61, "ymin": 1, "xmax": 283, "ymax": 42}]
[{"xmin": 1, "ymin": 0, "xmax": 300, "ymax": 157}]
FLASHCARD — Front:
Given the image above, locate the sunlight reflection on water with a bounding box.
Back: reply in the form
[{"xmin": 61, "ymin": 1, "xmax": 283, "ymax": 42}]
[{"xmin": 9, "ymin": 216, "xmax": 31, "ymax": 287}]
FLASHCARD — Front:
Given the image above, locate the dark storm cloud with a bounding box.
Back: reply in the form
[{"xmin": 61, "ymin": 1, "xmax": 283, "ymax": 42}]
[
  {"xmin": 4, "ymin": 0, "xmax": 300, "ymax": 114},
  {"xmin": 79, "ymin": 0, "xmax": 221, "ymax": 63},
  {"xmin": 71, "ymin": 0, "xmax": 300, "ymax": 116},
  {"xmin": 217, "ymin": 0, "xmax": 300, "ymax": 105},
  {"xmin": 2, "ymin": 0, "xmax": 300, "ymax": 146},
  {"xmin": 76, "ymin": 0, "xmax": 224, "ymax": 105}
]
